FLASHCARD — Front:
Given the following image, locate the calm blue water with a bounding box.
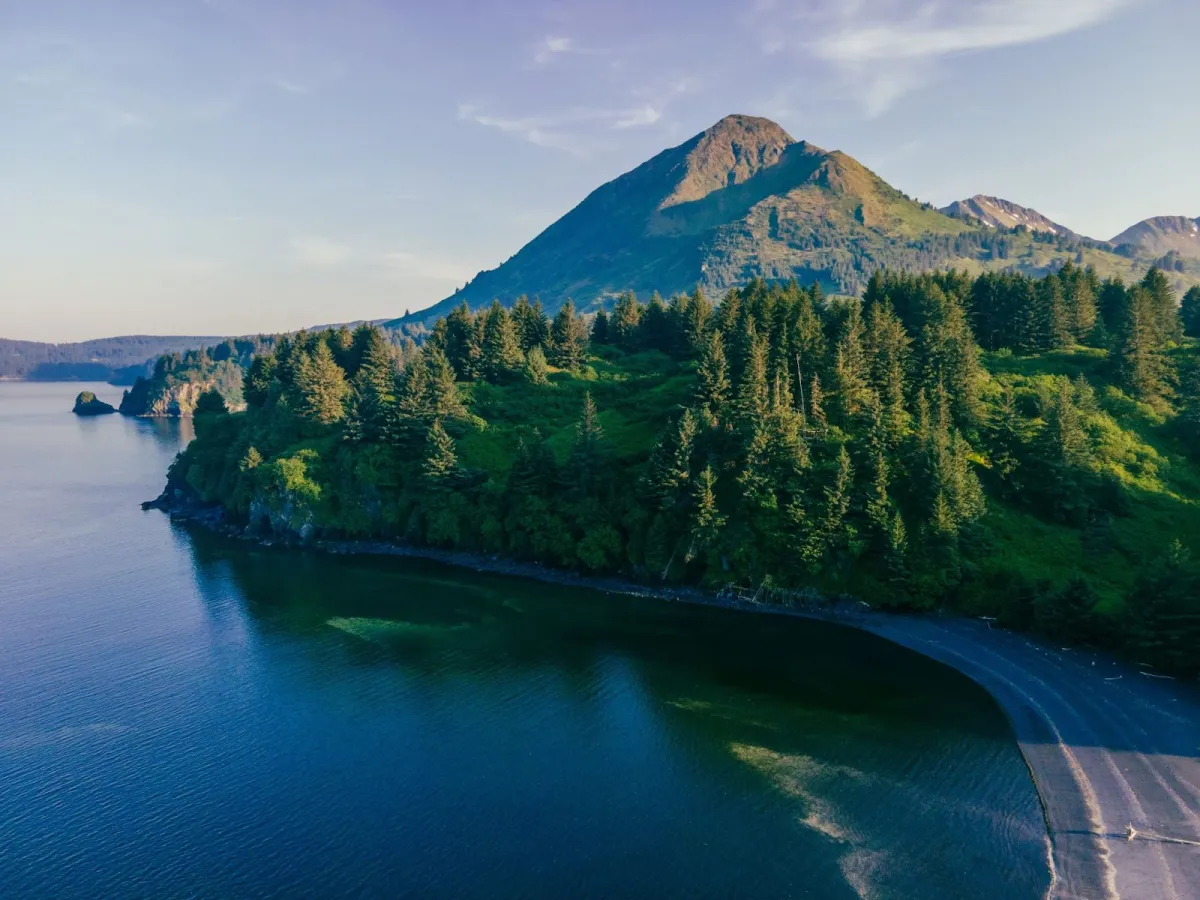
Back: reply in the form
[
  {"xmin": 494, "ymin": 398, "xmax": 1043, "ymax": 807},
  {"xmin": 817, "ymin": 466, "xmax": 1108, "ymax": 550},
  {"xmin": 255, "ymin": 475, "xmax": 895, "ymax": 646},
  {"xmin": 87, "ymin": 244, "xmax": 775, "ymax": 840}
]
[{"xmin": 0, "ymin": 382, "xmax": 1050, "ymax": 899}]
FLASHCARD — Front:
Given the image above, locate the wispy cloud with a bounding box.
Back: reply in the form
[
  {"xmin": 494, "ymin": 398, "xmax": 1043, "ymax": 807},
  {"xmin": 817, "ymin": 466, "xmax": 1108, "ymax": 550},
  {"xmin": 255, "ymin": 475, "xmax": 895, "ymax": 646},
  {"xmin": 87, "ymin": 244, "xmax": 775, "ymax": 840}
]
[
  {"xmin": 267, "ymin": 64, "xmax": 343, "ymax": 97},
  {"xmin": 270, "ymin": 77, "xmax": 310, "ymax": 95},
  {"xmin": 613, "ymin": 105, "xmax": 662, "ymax": 129},
  {"xmin": 534, "ymin": 35, "xmax": 574, "ymax": 64},
  {"xmin": 813, "ymin": 0, "xmax": 1133, "ymax": 63},
  {"xmin": 287, "ymin": 236, "xmax": 353, "ymax": 267},
  {"xmin": 531, "ymin": 34, "xmax": 610, "ymax": 66},
  {"xmin": 761, "ymin": 0, "xmax": 1136, "ymax": 115},
  {"xmin": 458, "ymin": 78, "xmax": 688, "ymax": 152},
  {"xmin": 457, "ymin": 105, "xmax": 585, "ymax": 153}
]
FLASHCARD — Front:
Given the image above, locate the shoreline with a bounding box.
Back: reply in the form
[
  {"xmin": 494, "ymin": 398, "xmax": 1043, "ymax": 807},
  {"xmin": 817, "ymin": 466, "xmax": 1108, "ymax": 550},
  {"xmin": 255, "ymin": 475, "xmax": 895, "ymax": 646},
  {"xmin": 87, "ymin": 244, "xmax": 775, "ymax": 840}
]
[{"xmin": 158, "ymin": 500, "xmax": 1200, "ymax": 900}]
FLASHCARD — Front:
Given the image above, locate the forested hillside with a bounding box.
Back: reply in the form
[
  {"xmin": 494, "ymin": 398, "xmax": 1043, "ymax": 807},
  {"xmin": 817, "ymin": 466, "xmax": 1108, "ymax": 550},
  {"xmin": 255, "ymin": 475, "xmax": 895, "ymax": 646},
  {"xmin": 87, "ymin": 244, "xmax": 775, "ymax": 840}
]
[{"xmin": 167, "ymin": 269, "xmax": 1200, "ymax": 675}]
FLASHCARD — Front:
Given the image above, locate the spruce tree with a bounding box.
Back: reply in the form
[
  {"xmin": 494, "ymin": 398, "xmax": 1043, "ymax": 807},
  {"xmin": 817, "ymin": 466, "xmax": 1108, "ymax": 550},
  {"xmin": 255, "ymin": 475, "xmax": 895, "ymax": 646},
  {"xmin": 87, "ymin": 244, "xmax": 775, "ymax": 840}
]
[
  {"xmin": 1141, "ymin": 267, "xmax": 1182, "ymax": 343},
  {"xmin": 639, "ymin": 292, "xmax": 671, "ymax": 352},
  {"xmin": 1116, "ymin": 286, "xmax": 1172, "ymax": 402},
  {"xmin": 865, "ymin": 300, "xmax": 910, "ymax": 441},
  {"xmin": 803, "ymin": 446, "xmax": 854, "ymax": 571},
  {"xmin": 611, "ymin": 292, "xmax": 642, "ymax": 347},
  {"xmin": 480, "ymin": 300, "xmax": 524, "ymax": 382},
  {"xmin": 1068, "ymin": 266, "xmax": 1098, "ymax": 341},
  {"xmin": 524, "ymin": 345, "xmax": 549, "ymax": 385},
  {"xmin": 292, "ymin": 341, "xmax": 349, "ymax": 425},
  {"xmin": 1180, "ymin": 286, "xmax": 1200, "ymax": 338},
  {"xmin": 511, "ymin": 296, "xmax": 551, "ymax": 353},
  {"xmin": 715, "ymin": 289, "xmax": 741, "ymax": 340},
  {"xmin": 684, "ymin": 288, "xmax": 713, "ymax": 354},
  {"xmin": 328, "ymin": 325, "xmax": 355, "ymax": 372},
  {"xmin": 687, "ymin": 466, "xmax": 725, "ymax": 563},
  {"xmin": 916, "ymin": 282, "xmax": 982, "ymax": 426},
  {"xmin": 790, "ymin": 289, "xmax": 828, "ymax": 383},
  {"xmin": 1097, "ymin": 279, "xmax": 1128, "ymax": 335},
  {"xmin": 422, "ymin": 419, "xmax": 460, "ymax": 485},
  {"xmin": 1014, "ymin": 277, "xmax": 1045, "ymax": 354},
  {"xmin": 570, "ymin": 392, "xmax": 606, "ymax": 496},
  {"xmin": 426, "ymin": 347, "xmax": 467, "ymax": 420},
  {"xmin": 347, "ymin": 329, "xmax": 398, "ymax": 442},
  {"xmin": 695, "ymin": 330, "xmax": 731, "ymax": 419},
  {"xmin": 833, "ymin": 300, "xmax": 870, "ymax": 422},
  {"xmin": 734, "ymin": 327, "xmax": 770, "ymax": 428},
  {"xmin": 244, "ymin": 354, "xmax": 279, "ymax": 409},
  {"xmin": 808, "ymin": 372, "xmax": 828, "ymax": 436},
  {"xmin": 445, "ymin": 302, "xmax": 482, "ymax": 380},
  {"xmin": 642, "ymin": 409, "xmax": 697, "ymax": 511},
  {"xmin": 1041, "ymin": 379, "xmax": 1091, "ymax": 469},
  {"xmin": 591, "ymin": 310, "xmax": 610, "ymax": 345},
  {"xmin": 1043, "ymin": 275, "xmax": 1074, "ymax": 350},
  {"xmin": 987, "ymin": 387, "xmax": 1029, "ymax": 497},
  {"xmin": 549, "ymin": 301, "xmax": 588, "ymax": 371},
  {"xmin": 864, "ymin": 394, "xmax": 893, "ymax": 550},
  {"xmin": 885, "ymin": 512, "xmax": 910, "ymax": 591},
  {"xmin": 390, "ymin": 352, "xmax": 431, "ymax": 440}
]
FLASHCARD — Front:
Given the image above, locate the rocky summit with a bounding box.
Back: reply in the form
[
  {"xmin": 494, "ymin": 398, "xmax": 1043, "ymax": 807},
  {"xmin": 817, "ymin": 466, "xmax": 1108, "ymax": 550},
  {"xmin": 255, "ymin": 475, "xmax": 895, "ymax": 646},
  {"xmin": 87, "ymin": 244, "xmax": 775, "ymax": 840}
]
[{"xmin": 940, "ymin": 195, "xmax": 1084, "ymax": 240}]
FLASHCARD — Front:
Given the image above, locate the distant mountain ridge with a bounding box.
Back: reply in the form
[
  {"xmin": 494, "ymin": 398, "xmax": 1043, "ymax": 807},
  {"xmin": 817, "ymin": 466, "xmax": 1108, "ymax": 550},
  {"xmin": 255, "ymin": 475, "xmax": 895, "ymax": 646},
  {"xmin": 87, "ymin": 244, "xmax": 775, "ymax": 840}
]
[
  {"xmin": 392, "ymin": 115, "xmax": 1194, "ymax": 327},
  {"xmin": 1110, "ymin": 215, "xmax": 1200, "ymax": 259},
  {"xmin": 940, "ymin": 195, "xmax": 1085, "ymax": 240},
  {"xmin": 0, "ymin": 335, "xmax": 223, "ymax": 383}
]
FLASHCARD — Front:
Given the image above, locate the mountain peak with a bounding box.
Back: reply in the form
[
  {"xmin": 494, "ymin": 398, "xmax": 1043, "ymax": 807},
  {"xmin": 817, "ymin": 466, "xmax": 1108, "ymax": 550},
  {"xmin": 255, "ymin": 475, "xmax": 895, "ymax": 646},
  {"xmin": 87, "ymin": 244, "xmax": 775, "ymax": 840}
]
[
  {"xmin": 1110, "ymin": 215, "xmax": 1200, "ymax": 258},
  {"xmin": 391, "ymin": 121, "xmax": 1197, "ymax": 330},
  {"xmin": 659, "ymin": 114, "xmax": 799, "ymax": 209},
  {"xmin": 940, "ymin": 195, "xmax": 1080, "ymax": 239}
]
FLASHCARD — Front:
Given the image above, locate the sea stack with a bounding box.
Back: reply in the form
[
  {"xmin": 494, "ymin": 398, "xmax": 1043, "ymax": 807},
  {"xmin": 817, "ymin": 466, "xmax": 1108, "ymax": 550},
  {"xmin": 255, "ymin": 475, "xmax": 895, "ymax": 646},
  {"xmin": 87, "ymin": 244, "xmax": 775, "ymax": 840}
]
[{"xmin": 72, "ymin": 391, "xmax": 117, "ymax": 416}]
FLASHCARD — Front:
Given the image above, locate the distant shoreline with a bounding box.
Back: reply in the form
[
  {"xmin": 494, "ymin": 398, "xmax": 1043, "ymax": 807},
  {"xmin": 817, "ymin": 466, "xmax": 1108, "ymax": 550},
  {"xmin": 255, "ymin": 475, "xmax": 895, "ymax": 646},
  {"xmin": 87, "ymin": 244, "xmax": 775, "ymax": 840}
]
[{"xmin": 154, "ymin": 497, "xmax": 1200, "ymax": 900}]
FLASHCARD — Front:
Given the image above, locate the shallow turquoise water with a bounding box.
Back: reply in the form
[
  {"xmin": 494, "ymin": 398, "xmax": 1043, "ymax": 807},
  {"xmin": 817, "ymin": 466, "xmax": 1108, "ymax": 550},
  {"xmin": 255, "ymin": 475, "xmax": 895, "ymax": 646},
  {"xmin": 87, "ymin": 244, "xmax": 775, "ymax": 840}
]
[{"xmin": 0, "ymin": 382, "xmax": 1050, "ymax": 898}]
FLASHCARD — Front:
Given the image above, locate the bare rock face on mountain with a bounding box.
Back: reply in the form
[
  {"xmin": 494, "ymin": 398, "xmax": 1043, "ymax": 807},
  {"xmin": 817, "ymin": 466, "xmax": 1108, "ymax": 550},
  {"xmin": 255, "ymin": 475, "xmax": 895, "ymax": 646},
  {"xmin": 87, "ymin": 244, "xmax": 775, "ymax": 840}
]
[
  {"xmin": 1110, "ymin": 216, "xmax": 1200, "ymax": 259},
  {"xmin": 390, "ymin": 115, "xmax": 1173, "ymax": 326},
  {"xmin": 657, "ymin": 114, "xmax": 795, "ymax": 209},
  {"xmin": 940, "ymin": 195, "xmax": 1083, "ymax": 240}
]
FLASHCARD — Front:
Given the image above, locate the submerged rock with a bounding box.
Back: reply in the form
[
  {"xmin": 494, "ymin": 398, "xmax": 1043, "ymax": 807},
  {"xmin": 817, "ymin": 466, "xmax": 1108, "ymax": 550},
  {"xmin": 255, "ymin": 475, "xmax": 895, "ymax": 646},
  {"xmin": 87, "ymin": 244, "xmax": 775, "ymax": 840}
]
[{"xmin": 72, "ymin": 391, "xmax": 117, "ymax": 416}]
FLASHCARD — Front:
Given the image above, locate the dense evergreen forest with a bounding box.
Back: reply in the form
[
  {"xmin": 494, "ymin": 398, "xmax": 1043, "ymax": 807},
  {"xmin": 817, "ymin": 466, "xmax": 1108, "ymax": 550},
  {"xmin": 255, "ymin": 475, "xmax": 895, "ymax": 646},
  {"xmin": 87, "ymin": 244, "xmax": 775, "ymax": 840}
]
[{"xmin": 168, "ymin": 269, "xmax": 1200, "ymax": 675}]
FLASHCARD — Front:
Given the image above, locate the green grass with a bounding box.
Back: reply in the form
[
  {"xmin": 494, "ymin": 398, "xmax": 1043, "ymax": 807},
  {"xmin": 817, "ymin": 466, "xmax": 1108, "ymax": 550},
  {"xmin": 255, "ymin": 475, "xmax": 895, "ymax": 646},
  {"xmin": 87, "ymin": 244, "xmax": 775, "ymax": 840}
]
[
  {"xmin": 457, "ymin": 348, "xmax": 695, "ymax": 474},
  {"xmin": 976, "ymin": 343, "xmax": 1200, "ymax": 614}
]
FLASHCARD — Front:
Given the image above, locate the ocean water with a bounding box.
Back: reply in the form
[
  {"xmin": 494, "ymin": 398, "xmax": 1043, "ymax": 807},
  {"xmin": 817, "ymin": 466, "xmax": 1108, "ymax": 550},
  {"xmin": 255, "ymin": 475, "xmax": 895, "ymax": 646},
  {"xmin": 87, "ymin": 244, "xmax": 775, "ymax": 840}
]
[{"xmin": 0, "ymin": 382, "xmax": 1050, "ymax": 899}]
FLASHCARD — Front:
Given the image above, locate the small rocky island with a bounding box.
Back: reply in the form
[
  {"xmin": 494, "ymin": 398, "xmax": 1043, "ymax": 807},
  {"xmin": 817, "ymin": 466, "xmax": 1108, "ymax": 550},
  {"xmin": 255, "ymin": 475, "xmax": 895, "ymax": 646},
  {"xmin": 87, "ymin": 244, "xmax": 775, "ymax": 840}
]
[{"xmin": 72, "ymin": 391, "xmax": 117, "ymax": 416}]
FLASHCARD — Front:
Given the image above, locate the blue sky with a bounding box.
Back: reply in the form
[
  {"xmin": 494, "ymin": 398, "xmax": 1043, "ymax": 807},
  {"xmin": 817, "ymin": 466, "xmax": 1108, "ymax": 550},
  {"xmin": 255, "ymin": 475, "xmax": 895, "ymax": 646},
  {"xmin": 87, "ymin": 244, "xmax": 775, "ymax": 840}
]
[{"xmin": 3, "ymin": 0, "xmax": 1199, "ymax": 342}]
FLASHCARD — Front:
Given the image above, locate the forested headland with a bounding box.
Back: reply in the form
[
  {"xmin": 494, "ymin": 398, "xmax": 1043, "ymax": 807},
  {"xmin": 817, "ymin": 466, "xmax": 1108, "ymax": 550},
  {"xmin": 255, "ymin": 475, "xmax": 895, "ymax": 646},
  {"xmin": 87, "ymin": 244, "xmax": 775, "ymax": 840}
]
[
  {"xmin": 118, "ymin": 338, "xmax": 271, "ymax": 416},
  {"xmin": 164, "ymin": 268, "xmax": 1200, "ymax": 675}
]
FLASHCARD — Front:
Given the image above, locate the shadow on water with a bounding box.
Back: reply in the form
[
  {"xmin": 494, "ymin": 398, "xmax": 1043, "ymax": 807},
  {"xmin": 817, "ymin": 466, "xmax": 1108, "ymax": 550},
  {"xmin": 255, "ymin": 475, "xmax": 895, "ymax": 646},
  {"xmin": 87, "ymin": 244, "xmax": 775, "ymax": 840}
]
[
  {"xmin": 176, "ymin": 523, "xmax": 1055, "ymax": 900},
  {"xmin": 179, "ymin": 522, "xmax": 1015, "ymax": 743},
  {"xmin": 128, "ymin": 415, "xmax": 193, "ymax": 448}
]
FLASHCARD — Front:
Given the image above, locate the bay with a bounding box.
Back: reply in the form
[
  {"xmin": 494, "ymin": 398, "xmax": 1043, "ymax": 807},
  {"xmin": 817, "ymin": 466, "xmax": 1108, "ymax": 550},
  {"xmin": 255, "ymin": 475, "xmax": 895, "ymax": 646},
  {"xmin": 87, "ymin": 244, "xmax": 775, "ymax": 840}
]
[{"xmin": 0, "ymin": 382, "xmax": 1050, "ymax": 899}]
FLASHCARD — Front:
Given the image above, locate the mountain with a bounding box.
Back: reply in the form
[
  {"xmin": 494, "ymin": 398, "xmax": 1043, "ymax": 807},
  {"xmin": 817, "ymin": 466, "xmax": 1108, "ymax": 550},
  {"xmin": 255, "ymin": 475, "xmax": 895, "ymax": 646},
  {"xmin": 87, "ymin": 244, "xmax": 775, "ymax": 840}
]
[
  {"xmin": 940, "ymin": 195, "xmax": 1083, "ymax": 240},
  {"xmin": 391, "ymin": 115, "xmax": 1185, "ymax": 326},
  {"xmin": 1110, "ymin": 215, "xmax": 1200, "ymax": 259}
]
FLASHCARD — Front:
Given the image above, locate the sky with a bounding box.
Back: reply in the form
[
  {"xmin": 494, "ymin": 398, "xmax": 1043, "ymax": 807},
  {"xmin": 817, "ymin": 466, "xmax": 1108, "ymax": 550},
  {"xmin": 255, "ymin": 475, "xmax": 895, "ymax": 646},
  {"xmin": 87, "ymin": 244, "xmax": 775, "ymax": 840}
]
[{"xmin": 3, "ymin": 0, "xmax": 1199, "ymax": 343}]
